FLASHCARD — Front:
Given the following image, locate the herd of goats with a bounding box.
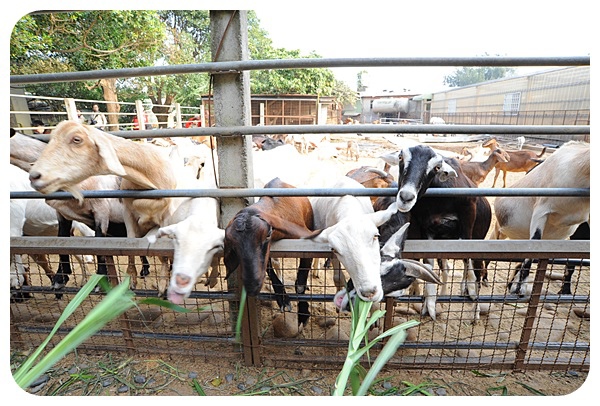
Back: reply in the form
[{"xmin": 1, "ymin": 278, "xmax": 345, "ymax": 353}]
[{"xmin": 10, "ymin": 121, "xmax": 590, "ymax": 329}]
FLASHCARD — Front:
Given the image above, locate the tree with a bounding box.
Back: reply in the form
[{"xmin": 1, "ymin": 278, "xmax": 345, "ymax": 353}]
[
  {"xmin": 11, "ymin": 10, "xmax": 353, "ymax": 123},
  {"xmin": 443, "ymin": 58, "xmax": 516, "ymax": 87},
  {"xmin": 11, "ymin": 11, "xmax": 165, "ymax": 126}
]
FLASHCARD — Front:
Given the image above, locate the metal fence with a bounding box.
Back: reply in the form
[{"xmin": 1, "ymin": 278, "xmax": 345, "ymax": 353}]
[{"xmin": 10, "ymin": 11, "xmax": 590, "ymax": 372}]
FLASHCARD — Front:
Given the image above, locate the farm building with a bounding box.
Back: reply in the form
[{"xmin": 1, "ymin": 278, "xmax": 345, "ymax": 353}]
[
  {"xmin": 202, "ymin": 94, "xmax": 339, "ymax": 126},
  {"xmin": 420, "ymin": 66, "xmax": 590, "ymax": 126},
  {"xmin": 346, "ymin": 66, "xmax": 590, "ymax": 128}
]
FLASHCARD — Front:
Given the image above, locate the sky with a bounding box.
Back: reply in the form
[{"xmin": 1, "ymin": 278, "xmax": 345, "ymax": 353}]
[
  {"xmin": 252, "ymin": 1, "xmax": 592, "ymax": 94},
  {"xmin": 3, "ymin": 1, "xmax": 593, "ymax": 96}
]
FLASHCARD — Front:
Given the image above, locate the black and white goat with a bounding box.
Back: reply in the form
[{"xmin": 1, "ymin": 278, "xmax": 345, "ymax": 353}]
[
  {"xmin": 493, "ymin": 141, "xmax": 590, "ymax": 297},
  {"xmin": 376, "ymin": 145, "xmax": 492, "ymax": 321},
  {"xmin": 334, "ymin": 223, "xmax": 443, "ymax": 312}
]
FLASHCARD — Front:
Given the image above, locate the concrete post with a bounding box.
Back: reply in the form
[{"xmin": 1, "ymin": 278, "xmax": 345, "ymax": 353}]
[{"xmin": 210, "ymin": 10, "xmax": 254, "ymax": 227}]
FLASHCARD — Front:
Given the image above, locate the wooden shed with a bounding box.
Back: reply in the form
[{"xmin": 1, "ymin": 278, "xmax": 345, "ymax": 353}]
[{"xmin": 201, "ymin": 94, "xmax": 338, "ymax": 126}]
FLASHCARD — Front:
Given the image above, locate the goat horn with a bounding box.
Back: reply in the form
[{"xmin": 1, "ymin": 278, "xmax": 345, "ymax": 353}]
[
  {"xmin": 401, "ymin": 259, "xmax": 443, "ymax": 284},
  {"xmin": 364, "ymin": 168, "xmax": 389, "ymax": 177}
]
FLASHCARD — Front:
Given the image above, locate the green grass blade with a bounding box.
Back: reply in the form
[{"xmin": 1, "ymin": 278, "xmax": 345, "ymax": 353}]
[
  {"xmin": 13, "ymin": 274, "xmax": 106, "ymax": 384},
  {"xmin": 14, "ymin": 277, "xmax": 136, "ymax": 388},
  {"xmin": 235, "ymin": 286, "xmax": 247, "ymax": 343},
  {"xmin": 356, "ymin": 329, "xmax": 408, "ymax": 396}
]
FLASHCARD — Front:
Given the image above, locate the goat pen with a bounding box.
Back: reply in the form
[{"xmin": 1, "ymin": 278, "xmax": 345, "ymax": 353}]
[{"xmin": 9, "ymin": 11, "xmax": 590, "ymax": 375}]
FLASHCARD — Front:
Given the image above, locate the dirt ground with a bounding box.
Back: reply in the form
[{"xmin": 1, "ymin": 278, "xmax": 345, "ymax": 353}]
[{"xmin": 11, "ymin": 133, "xmax": 590, "ymax": 397}]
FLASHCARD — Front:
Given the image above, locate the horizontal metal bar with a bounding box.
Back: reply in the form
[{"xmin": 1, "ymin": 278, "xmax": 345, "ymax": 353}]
[
  {"xmin": 10, "ymin": 236, "xmax": 590, "ymax": 258},
  {"xmin": 104, "ymin": 124, "xmax": 590, "ymax": 139},
  {"xmin": 9, "ymin": 187, "xmax": 590, "ymax": 200},
  {"xmin": 11, "ymin": 56, "xmax": 590, "ymax": 85}
]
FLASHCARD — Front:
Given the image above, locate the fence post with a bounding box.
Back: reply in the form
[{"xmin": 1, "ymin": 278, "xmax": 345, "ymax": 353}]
[
  {"xmin": 210, "ymin": 10, "xmax": 257, "ymax": 366},
  {"xmin": 514, "ymin": 259, "xmax": 549, "ymax": 371},
  {"xmin": 64, "ymin": 98, "xmax": 78, "ymax": 121}
]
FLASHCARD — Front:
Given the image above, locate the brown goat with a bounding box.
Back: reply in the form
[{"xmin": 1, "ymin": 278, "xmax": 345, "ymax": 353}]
[
  {"xmin": 346, "ymin": 166, "xmax": 395, "ymax": 205},
  {"xmin": 223, "ymin": 177, "xmax": 318, "ymax": 326},
  {"xmin": 482, "ymin": 138, "xmax": 546, "ymax": 187},
  {"xmin": 458, "ymin": 148, "xmax": 510, "ymax": 186}
]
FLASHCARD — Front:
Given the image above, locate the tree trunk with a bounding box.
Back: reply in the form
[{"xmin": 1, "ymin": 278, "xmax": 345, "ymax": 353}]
[{"xmin": 100, "ymin": 78, "xmax": 120, "ymax": 129}]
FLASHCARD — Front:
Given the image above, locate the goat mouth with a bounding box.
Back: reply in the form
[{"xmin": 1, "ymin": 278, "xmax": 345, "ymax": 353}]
[
  {"xmin": 167, "ymin": 289, "xmax": 187, "ymax": 305},
  {"xmin": 30, "ymin": 178, "xmax": 63, "ymax": 194}
]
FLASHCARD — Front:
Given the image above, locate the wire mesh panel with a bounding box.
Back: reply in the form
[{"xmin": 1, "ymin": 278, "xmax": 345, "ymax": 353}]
[{"xmin": 10, "ymin": 237, "xmax": 589, "ymax": 373}]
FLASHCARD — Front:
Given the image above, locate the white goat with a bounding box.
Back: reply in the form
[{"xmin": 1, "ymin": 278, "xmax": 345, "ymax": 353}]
[
  {"xmin": 29, "ymin": 121, "xmax": 182, "ymax": 294},
  {"xmin": 147, "ymin": 195, "xmax": 223, "ymax": 305},
  {"xmin": 10, "ymin": 164, "xmax": 95, "ymax": 290},
  {"xmin": 493, "ymin": 141, "xmax": 590, "ymax": 297},
  {"xmin": 253, "ymin": 144, "xmax": 347, "ymax": 189},
  {"xmin": 308, "ymin": 176, "xmax": 399, "ymax": 303},
  {"xmin": 11, "ymin": 127, "xmax": 146, "ymax": 289}
]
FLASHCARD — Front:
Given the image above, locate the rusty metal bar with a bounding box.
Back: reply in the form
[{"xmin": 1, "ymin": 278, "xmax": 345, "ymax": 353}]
[{"xmin": 514, "ymin": 259, "xmax": 550, "ymax": 371}]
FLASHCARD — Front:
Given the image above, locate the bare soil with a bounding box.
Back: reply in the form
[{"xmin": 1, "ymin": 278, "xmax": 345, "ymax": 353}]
[{"xmin": 11, "ymin": 134, "xmax": 590, "ymax": 397}]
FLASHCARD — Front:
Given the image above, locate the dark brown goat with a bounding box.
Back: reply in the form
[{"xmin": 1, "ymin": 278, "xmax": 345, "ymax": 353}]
[
  {"xmin": 223, "ymin": 177, "xmax": 318, "ymax": 326},
  {"xmin": 458, "ymin": 148, "xmax": 510, "ymax": 186},
  {"xmin": 482, "ymin": 138, "xmax": 546, "ymax": 187},
  {"xmin": 346, "ymin": 166, "xmax": 395, "ymax": 205}
]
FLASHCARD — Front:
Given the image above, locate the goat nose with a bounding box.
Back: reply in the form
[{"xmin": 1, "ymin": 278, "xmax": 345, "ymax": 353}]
[
  {"xmin": 358, "ymin": 287, "xmax": 379, "ymax": 301},
  {"xmin": 398, "ymin": 190, "xmax": 415, "ymax": 203},
  {"xmin": 175, "ymin": 273, "xmax": 191, "ymax": 288},
  {"xmin": 29, "ymin": 170, "xmax": 41, "ymax": 182}
]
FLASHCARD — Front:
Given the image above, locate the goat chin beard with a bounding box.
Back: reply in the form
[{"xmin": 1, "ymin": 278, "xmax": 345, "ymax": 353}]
[{"xmin": 64, "ymin": 186, "xmax": 84, "ymax": 205}]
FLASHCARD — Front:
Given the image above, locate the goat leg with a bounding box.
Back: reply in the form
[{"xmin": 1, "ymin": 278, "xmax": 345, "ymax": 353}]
[
  {"xmin": 53, "ymin": 215, "xmax": 74, "ymax": 296},
  {"xmin": 295, "ymin": 258, "xmax": 313, "ymax": 326},
  {"xmin": 422, "ymin": 282, "xmax": 438, "ymax": 321},
  {"xmin": 559, "ymin": 263, "xmax": 576, "ymax": 295},
  {"xmin": 508, "ymin": 259, "xmax": 534, "ymax": 297},
  {"xmin": 267, "ymin": 259, "xmax": 291, "ymax": 312},
  {"xmin": 140, "ymin": 255, "xmax": 150, "ymax": 278},
  {"xmin": 460, "ymin": 259, "xmax": 479, "ymax": 300},
  {"xmin": 203, "ymin": 257, "xmax": 221, "ymax": 288}
]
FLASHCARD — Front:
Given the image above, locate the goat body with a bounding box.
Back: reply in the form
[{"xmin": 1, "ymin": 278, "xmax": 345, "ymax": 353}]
[
  {"xmin": 493, "ymin": 141, "xmax": 590, "ymax": 297},
  {"xmin": 482, "ymin": 138, "xmax": 546, "ymax": 187},
  {"xmin": 459, "ymin": 148, "xmax": 510, "ymax": 186},
  {"xmin": 11, "ymin": 127, "xmax": 149, "ymax": 290},
  {"xmin": 29, "ymin": 121, "xmax": 180, "ymax": 294},
  {"xmin": 223, "ymin": 177, "xmax": 316, "ymax": 325},
  {"xmin": 378, "ymin": 145, "xmax": 492, "ymax": 321},
  {"xmin": 345, "ymin": 166, "xmax": 395, "ymax": 205},
  {"xmin": 308, "ymin": 176, "xmax": 399, "ymax": 303}
]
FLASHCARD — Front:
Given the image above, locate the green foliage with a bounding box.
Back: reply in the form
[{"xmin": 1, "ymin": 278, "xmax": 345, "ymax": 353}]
[
  {"xmin": 11, "ymin": 10, "xmax": 351, "ymax": 109},
  {"xmin": 12, "ymin": 275, "xmax": 195, "ymax": 390},
  {"xmin": 443, "ymin": 55, "xmax": 516, "ymax": 87},
  {"xmin": 333, "ymin": 298, "xmax": 419, "ymax": 396}
]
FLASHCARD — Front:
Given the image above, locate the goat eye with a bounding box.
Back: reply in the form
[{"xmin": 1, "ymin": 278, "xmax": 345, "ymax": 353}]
[
  {"xmin": 434, "ymin": 164, "xmax": 441, "ymax": 172},
  {"xmin": 72, "ymin": 136, "xmax": 82, "ymax": 144}
]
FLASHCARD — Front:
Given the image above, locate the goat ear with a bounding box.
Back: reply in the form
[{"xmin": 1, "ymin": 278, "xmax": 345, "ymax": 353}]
[
  {"xmin": 147, "ymin": 224, "xmax": 177, "ymax": 243},
  {"xmin": 306, "ymin": 227, "xmax": 331, "ymax": 243},
  {"xmin": 380, "ymin": 222, "xmax": 410, "ymax": 258},
  {"xmin": 437, "ymin": 160, "xmax": 457, "ymax": 182},
  {"xmin": 88, "ymin": 127, "xmax": 127, "ymax": 177},
  {"xmin": 223, "ymin": 245, "xmax": 239, "ymax": 278},
  {"xmin": 368, "ymin": 201, "xmax": 398, "ymax": 227},
  {"xmin": 379, "ymin": 151, "xmax": 400, "ymax": 166}
]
